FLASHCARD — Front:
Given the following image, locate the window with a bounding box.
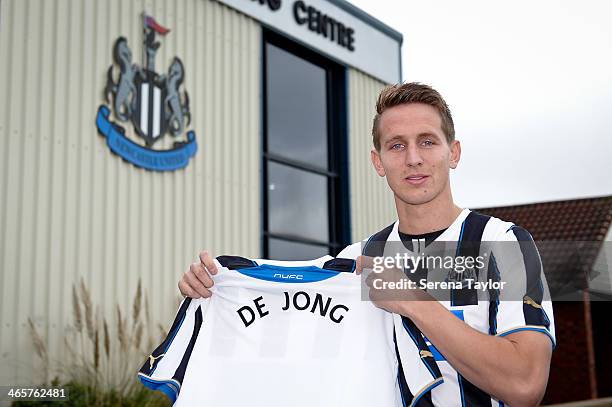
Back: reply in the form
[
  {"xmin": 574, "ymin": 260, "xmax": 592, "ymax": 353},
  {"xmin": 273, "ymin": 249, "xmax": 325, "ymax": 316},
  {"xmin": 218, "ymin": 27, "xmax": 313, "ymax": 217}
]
[{"xmin": 263, "ymin": 30, "xmax": 349, "ymax": 260}]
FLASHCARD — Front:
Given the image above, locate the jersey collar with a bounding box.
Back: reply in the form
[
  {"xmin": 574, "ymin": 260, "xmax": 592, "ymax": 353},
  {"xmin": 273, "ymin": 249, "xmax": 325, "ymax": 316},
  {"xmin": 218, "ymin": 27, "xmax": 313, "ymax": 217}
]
[{"xmin": 388, "ymin": 208, "xmax": 472, "ymax": 243}]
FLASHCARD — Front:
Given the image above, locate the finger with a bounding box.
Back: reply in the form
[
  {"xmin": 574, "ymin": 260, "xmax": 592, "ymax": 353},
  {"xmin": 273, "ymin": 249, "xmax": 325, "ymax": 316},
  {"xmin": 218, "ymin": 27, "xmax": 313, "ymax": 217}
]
[
  {"xmin": 355, "ymin": 256, "xmax": 363, "ymax": 275},
  {"xmin": 178, "ymin": 280, "xmax": 201, "ymax": 299},
  {"xmin": 361, "ymin": 255, "xmax": 375, "ymax": 270},
  {"xmin": 199, "ymin": 250, "xmax": 218, "ymax": 275},
  {"xmin": 365, "ymin": 270, "xmax": 376, "ymax": 288},
  {"xmin": 184, "ymin": 269, "xmax": 211, "ymax": 298},
  {"xmin": 191, "ymin": 262, "xmax": 214, "ymax": 289},
  {"xmin": 356, "ymin": 255, "xmax": 376, "ymax": 275}
]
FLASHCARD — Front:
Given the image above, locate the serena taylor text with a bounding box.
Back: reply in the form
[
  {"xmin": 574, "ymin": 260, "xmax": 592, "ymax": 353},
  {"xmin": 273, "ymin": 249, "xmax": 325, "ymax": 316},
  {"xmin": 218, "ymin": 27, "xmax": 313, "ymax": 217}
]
[
  {"xmin": 372, "ymin": 278, "xmax": 506, "ymax": 291},
  {"xmin": 237, "ymin": 292, "xmax": 349, "ymax": 328}
]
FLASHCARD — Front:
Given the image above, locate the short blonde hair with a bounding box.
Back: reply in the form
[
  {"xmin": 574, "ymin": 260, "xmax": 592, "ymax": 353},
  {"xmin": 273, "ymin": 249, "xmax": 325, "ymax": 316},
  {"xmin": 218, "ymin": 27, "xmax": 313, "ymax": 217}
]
[{"xmin": 372, "ymin": 82, "xmax": 455, "ymax": 150}]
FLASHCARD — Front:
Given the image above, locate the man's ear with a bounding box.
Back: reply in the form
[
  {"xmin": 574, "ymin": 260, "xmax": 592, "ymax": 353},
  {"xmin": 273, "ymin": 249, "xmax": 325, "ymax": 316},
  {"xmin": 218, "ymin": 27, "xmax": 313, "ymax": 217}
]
[
  {"xmin": 449, "ymin": 140, "xmax": 461, "ymax": 169},
  {"xmin": 371, "ymin": 148, "xmax": 386, "ymax": 177}
]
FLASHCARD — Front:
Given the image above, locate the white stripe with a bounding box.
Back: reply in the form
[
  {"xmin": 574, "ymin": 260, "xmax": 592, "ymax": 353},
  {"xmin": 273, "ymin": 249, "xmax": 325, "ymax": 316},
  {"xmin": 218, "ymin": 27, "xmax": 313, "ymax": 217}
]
[
  {"xmin": 140, "ymin": 83, "xmax": 149, "ymax": 135},
  {"xmin": 153, "ymin": 87, "xmax": 161, "ymax": 137}
]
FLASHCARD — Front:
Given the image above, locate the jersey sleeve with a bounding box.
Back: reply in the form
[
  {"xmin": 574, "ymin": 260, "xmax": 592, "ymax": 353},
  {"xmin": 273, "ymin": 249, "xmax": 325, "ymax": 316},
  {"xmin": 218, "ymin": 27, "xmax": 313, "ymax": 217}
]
[
  {"xmin": 488, "ymin": 225, "xmax": 556, "ymax": 347},
  {"xmin": 393, "ymin": 314, "xmax": 444, "ymax": 405},
  {"xmin": 138, "ymin": 297, "xmax": 208, "ymax": 402},
  {"xmin": 337, "ymin": 242, "xmax": 362, "ymax": 260}
]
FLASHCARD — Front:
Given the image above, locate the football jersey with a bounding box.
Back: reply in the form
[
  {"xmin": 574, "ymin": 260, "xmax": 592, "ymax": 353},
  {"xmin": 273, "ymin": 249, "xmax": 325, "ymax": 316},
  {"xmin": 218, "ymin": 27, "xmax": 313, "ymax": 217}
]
[
  {"xmin": 339, "ymin": 209, "xmax": 556, "ymax": 407},
  {"xmin": 139, "ymin": 255, "xmax": 443, "ymax": 407}
]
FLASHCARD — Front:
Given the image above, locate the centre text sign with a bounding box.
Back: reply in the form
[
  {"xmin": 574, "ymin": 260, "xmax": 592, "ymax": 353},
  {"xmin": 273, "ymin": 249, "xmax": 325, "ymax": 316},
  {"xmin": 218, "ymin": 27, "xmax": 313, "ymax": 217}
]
[{"xmin": 215, "ymin": 0, "xmax": 401, "ymax": 83}]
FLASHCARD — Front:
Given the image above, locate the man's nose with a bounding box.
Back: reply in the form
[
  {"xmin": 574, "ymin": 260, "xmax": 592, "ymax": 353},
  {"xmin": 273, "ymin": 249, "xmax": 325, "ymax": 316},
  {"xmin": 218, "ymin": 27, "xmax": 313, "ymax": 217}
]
[{"xmin": 405, "ymin": 144, "xmax": 424, "ymax": 167}]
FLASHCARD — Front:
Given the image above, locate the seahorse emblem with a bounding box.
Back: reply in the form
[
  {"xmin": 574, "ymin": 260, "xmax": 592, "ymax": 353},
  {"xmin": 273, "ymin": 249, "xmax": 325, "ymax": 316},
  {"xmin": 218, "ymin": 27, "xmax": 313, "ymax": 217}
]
[{"xmin": 104, "ymin": 37, "xmax": 143, "ymax": 122}]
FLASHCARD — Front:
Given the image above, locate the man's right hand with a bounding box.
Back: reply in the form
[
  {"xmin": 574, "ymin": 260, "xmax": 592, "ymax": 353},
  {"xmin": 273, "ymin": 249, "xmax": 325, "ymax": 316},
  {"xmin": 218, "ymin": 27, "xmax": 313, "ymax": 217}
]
[{"xmin": 178, "ymin": 251, "xmax": 218, "ymax": 298}]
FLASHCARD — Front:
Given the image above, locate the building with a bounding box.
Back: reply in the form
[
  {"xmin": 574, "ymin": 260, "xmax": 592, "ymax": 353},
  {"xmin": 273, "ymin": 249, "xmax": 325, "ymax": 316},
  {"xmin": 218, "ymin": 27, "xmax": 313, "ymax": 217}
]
[
  {"xmin": 481, "ymin": 196, "xmax": 612, "ymax": 403},
  {"xmin": 0, "ymin": 0, "xmax": 403, "ymax": 386}
]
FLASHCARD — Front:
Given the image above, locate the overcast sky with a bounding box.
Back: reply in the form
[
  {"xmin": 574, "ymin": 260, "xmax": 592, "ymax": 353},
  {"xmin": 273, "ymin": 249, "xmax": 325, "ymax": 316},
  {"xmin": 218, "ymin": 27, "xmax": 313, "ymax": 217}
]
[{"xmin": 350, "ymin": 0, "xmax": 612, "ymax": 208}]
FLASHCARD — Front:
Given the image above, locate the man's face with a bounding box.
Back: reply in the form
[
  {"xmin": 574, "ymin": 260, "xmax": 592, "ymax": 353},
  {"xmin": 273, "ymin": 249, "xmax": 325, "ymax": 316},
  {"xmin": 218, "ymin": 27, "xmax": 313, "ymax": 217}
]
[{"xmin": 371, "ymin": 103, "xmax": 461, "ymax": 206}]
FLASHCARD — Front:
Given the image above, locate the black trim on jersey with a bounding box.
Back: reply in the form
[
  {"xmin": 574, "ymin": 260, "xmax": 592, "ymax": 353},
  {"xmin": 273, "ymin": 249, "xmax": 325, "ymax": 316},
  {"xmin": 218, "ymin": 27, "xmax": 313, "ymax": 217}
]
[
  {"xmin": 452, "ymin": 212, "xmax": 490, "ymax": 307},
  {"xmin": 487, "ymin": 253, "xmax": 501, "ymax": 336},
  {"xmin": 452, "ymin": 212, "xmax": 495, "ymax": 406},
  {"xmin": 173, "ymin": 305, "xmax": 203, "ymax": 385},
  {"xmin": 393, "ymin": 328, "xmax": 414, "ymax": 407},
  {"xmin": 362, "ymin": 223, "xmax": 395, "ymax": 257},
  {"xmin": 510, "ymin": 226, "xmax": 550, "ymax": 329},
  {"xmin": 458, "ymin": 376, "xmax": 493, "ymax": 407},
  {"xmin": 139, "ymin": 298, "xmax": 193, "ymax": 375},
  {"xmin": 400, "ymin": 316, "xmax": 442, "ymax": 379},
  {"xmin": 217, "ymin": 255, "xmax": 258, "ymax": 270},
  {"xmin": 322, "ymin": 258, "xmax": 356, "ymax": 273},
  {"xmin": 398, "ymin": 228, "xmax": 447, "ymax": 250}
]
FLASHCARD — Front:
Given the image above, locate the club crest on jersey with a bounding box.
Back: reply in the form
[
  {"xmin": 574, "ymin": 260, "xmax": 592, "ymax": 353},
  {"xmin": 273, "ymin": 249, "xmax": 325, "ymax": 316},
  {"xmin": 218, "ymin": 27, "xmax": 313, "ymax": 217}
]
[{"xmin": 96, "ymin": 14, "xmax": 197, "ymax": 171}]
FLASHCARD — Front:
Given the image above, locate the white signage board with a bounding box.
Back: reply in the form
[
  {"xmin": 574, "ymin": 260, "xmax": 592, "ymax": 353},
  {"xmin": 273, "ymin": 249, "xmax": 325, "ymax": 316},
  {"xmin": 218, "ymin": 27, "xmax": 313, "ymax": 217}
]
[{"xmin": 215, "ymin": 0, "xmax": 402, "ymax": 83}]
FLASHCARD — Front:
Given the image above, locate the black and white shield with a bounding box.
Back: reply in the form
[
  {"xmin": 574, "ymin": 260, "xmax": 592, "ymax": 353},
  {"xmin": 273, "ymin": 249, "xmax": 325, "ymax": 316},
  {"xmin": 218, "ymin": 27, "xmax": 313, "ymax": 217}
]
[{"xmin": 132, "ymin": 70, "xmax": 167, "ymax": 146}]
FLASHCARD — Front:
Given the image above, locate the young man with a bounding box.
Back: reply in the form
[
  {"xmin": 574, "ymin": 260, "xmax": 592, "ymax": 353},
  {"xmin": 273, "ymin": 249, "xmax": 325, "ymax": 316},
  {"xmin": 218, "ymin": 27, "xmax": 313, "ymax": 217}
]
[{"xmin": 178, "ymin": 83, "xmax": 555, "ymax": 406}]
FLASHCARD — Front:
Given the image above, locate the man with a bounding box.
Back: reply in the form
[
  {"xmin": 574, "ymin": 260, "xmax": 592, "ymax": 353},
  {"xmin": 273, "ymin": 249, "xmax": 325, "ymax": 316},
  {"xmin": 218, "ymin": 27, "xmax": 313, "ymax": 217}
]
[{"xmin": 178, "ymin": 83, "xmax": 555, "ymax": 406}]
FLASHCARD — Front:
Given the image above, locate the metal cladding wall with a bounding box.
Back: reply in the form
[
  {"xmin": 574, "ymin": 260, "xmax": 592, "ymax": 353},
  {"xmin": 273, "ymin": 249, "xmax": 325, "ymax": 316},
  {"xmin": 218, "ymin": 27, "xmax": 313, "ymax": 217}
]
[
  {"xmin": 0, "ymin": 0, "xmax": 260, "ymax": 385},
  {"xmin": 348, "ymin": 68, "xmax": 396, "ymax": 242}
]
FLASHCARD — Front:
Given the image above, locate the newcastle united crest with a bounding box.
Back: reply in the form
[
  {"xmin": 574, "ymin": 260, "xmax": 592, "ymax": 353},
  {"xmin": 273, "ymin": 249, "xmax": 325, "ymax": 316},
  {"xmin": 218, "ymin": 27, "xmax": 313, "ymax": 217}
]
[{"xmin": 96, "ymin": 14, "xmax": 197, "ymax": 171}]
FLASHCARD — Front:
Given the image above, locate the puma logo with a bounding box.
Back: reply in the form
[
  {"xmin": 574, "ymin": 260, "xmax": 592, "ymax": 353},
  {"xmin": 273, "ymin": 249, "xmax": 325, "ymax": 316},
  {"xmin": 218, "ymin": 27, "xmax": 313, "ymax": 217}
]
[
  {"xmin": 420, "ymin": 350, "xmax": 433, "ymax": 358},
  {"xmin": 149, "ymin": 353, "xmax": 165, "ymax": 369},
  {"xmin": 523, "ymin": 295, "xmax": 542, "ymax": 309}
]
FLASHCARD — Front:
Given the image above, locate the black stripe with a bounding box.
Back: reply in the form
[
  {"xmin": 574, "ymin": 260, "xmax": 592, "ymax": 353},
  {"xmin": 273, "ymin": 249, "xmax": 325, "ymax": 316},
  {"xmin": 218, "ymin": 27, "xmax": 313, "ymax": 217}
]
[
  {"xmin": 414, "ymin": 388, "xmax": 435, "ymax": 406},
  {"xmin": 173, "ymin": 305, "xmax": 204, "ymax": 385},
  {"xmin": 139, "ymin": 298, "xmax": 192, "ymax": 375},
  {"xmin": 362, "ymin": 223, "xmax": 395, "ymax": 257},
  {"xmin": 393, "ymin": 326, "xmax": 436, "ymax": 406},
  {"xmin": 487, "ymin": 253, "xmax": 500, "ymax": 335},
  {"xmin": 511, "ymin": 226, "xmax": 550, "ymax": 328},
  {"xmin": 216, "ymin": 255, "xmax": 258, "ymax": 270},
  {"xmin": 322, "ymin": 257, "xmax": 356, "ymax": 273},
  {"xmin": 452, "ymin": 212, "xmax": 490, "ymax": 306},
  {"xmin": 458, "ymin": 375, "xmax": 493, "ymax": 406},
  {"xmin": 401, "ymin": 316, "xmax": 442, "ymax": 378},
  {"xmin": 393, "ymin": 327, "xmax": 414, "ymax": 407},
  {"xmin": 399, "ymin": 319, "xmax": 436, "ymax": 407}
]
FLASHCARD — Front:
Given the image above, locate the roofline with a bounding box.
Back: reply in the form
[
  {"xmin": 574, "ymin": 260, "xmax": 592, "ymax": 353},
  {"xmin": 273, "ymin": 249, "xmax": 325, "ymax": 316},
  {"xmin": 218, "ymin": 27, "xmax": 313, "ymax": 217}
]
[
  {"xmin": 475, "ymin": 194, "xmax": 612, "ymax": 211},
  {"xmin": 326, "ymin": 0, "xmax": 403, "ymax": 45}
]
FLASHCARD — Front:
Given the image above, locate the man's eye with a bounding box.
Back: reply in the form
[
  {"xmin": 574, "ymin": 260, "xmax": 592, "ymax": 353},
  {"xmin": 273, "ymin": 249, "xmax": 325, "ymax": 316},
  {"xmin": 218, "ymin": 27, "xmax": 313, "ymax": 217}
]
[
  {"xmin": 391, "ymin": 143, "xmax": 404, "ymax": 150},
  {"xmin": 422, "ymin": 140, "xmax": 434, "ymax": 147}
]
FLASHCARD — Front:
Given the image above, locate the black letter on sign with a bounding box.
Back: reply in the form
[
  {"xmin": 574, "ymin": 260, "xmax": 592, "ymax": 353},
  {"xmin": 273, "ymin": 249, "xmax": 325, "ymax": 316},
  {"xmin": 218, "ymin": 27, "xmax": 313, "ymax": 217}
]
[
  {"xmin": 328, "ymin": 18, "xmax": 336, "ymax": 41},
  {"xmin": 346, "ymin": 28, "xmax": 355, "ymax": 51},
  {"xmin": 329, "ymin": 304, "xmax": 349, "ymax": 323},
  {"xmin": 337, "ymin": 22, "xmax": 346, "ymax": 47},
  {"xmin": 320, "ymin": 15, "xmax": 328, "ymax": 37},
  {"xmin": 237, "ymin": 306, "xmax": 256, "ymax": 327},
  {"xmin": 293, "ymin": 0, "xmax": 307, "ymax": 24},
  {"xmin": 307, "ymin": 6, "xmax": 317, "ymax": 32},
  {"xmin": 254, "ymin": 296, "xmax": 269, "ymax": 318},
  {"xmin": 267, "ymin": 0, "xmax": 281, "ymax": 11}
]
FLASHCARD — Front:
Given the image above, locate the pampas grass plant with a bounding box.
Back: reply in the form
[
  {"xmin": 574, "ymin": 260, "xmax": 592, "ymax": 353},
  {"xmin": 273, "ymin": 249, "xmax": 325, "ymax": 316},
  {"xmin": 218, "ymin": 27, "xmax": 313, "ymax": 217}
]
[{"xmin": 22, "ymin": 278, "xmax": 171, "ymax": 406}]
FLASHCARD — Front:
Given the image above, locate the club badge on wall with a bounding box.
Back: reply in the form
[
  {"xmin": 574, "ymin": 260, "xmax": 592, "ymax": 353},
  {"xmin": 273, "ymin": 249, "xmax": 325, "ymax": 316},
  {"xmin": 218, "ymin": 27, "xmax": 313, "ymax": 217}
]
[{"xmin": 96, "ymin": 14, "xmax": 197, "ymax": 171}]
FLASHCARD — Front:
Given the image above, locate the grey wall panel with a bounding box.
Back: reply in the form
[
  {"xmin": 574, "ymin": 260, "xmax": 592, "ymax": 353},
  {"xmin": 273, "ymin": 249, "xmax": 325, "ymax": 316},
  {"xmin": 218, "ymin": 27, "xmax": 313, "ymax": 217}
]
[
  {"xmin": 0, "ymin": 0, "xmax": 261, "ymax": 385},
  {"xmin": 347, "ymin": 68, "xmax": 396, "ymax": 243}
]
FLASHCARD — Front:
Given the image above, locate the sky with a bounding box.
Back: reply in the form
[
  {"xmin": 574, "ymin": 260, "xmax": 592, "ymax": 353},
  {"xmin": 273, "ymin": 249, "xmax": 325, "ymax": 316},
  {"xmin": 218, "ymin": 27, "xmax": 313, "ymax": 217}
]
[{"xmin": 349, "ymin": 0, "xmax": 612, "ymax": 208}]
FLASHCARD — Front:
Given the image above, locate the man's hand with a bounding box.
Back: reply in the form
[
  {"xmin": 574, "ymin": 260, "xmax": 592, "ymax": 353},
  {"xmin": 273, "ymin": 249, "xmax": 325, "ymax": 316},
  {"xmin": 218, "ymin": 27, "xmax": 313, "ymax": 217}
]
[
  {"xmin": 356, "ymin": 255, "xmax": 431, "ymax": 315},
  {"xmin": 178, "ymin": 251, "xmax": 218, "ymax": 298}
]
